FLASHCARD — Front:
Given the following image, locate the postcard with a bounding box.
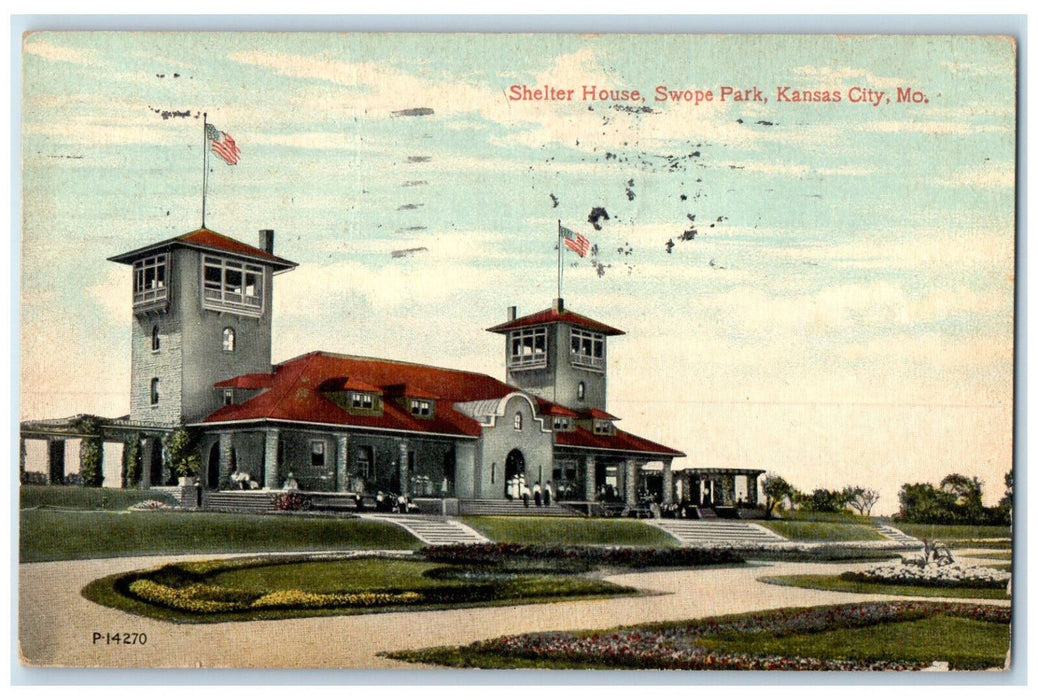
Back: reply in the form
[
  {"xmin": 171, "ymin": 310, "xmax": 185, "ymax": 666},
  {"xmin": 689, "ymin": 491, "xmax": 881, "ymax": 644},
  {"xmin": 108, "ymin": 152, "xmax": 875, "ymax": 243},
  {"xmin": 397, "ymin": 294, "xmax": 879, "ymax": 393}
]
[{"xmin": 17, "ymin": 30, "xmax": 1016, "ymax": 672}]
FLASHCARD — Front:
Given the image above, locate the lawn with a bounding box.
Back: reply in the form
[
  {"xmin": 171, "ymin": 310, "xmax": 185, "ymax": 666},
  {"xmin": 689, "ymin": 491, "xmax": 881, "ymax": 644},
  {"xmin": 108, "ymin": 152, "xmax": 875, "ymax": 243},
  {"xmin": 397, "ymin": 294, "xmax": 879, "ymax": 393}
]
[
  {"xmin": 759, "ymin": 574, "xmax": 1011, "ymax": 600},
  {"xmin": 20, "ymin": 510, "xmax": 421, "ymax": 563},
  {"xmin": 386, "ymin": 601, "xmax": 1010, "ymax": 670},
  {"xmin": 888, "ymin": 522, "xmax": 1012, "ymax": 542},
  {"xmin": 82, "ymin": 554, "xmax": 635, "ymax": 623},
  {"xmin": 20, "ymin": 485, "xmax": 176, "ymax": 510},
  {"xmin": 461, "ymin": 516, "xmax": 677, "ymax": 546},
  {"xmin": 759, "ymin": 520, "xmax": 884, "ymax": 542}
]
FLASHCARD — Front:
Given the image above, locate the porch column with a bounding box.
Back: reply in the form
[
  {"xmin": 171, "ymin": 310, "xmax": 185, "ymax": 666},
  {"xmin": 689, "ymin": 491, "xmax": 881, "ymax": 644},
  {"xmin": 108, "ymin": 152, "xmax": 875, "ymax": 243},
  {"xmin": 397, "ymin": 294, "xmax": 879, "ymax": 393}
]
[
  {"xmin": 584, "ymin": 454, "xmax": 596, "ymax": 501},
  {"xmin": 625, "ymin": 459, "xmax": 637, "ymax": 505},
  {"xmin": 140, "ymin": 438, "xmax": 152, "ymax": 489},
  {"xmin": 263, "ymin": 428, "xmax": 280, "ymax": 490},
  {"xmin": 747, "ymin": 473, "xmax": 759, "ymax": 507},
  {"xmin": 336, "ymin": 434, "xmax": 349, "ymax": 492},
  {"xmin": 218, "ymin": 432, "xmax": 233, "ymax": 487},
  {"xmin": 662, "ymin": 459, "xmax": 673, "ymax": 505},
  {"xmin": 398, "ymin": 441, "xmax": 410, "ymax": 497}
]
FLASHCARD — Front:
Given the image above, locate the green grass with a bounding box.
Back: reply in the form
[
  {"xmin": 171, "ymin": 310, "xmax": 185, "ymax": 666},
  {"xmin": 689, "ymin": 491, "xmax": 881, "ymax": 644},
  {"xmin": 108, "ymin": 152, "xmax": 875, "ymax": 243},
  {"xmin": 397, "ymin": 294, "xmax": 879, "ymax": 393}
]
[
  {"xmin": 759, "ymin": 520, "xmax": 884, "ymax": 542},
  {"xmin": 20, "ymin": 510, "xmax": 420, "ymax": 563},
  {"xmin": 461, "ymin": 516, "xmax": 677, "ymax": 547},
  {"xmin": 759, "ymin": 574, "xmax": 1011, "ymax": 600},
  {"xmin": 20, "ymin": 485, "xmax": 176, "ymax": 510},
  {"xmin": 696, "ymin": 614, "xmax": 1009, "ymax": 670},
  {"xmin": 786, "ymin": 510, "xmax": 874, "ymax": 524},
  {"xmin": 889, "ymin": 522, "xmax": 1012, "ymax": 541},
  {"xmin": 82, "ymin": 555, "xmax": 634, "ymax": 623}
]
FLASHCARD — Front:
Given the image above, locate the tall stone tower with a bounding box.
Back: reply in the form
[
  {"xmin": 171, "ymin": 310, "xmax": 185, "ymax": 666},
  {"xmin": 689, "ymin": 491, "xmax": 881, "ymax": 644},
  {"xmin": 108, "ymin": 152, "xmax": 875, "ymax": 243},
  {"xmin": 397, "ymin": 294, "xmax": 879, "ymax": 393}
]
[
  {"xmin": 109, "ymin": 228, "xmax": 296, "ymax": 426},
  {"xmin": 486, "ymin": 298, "xmax": 624, "ymax": 412}
]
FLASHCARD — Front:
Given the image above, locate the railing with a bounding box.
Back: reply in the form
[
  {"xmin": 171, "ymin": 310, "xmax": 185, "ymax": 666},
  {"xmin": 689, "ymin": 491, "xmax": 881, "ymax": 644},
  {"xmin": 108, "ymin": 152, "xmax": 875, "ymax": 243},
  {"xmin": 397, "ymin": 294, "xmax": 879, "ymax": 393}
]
[
  {"xmin": 508, "ymin": 353, "xmax": 547, "ymax": 370},
  {"xmin": 571, "ymin": 353, "xmax": 605, "ymax": 371},
  {"xmin": 133, "ymin": 287, "xmax": 168, "ymax": 306},
  {"xmin": 203, "ymin": 288, "xmax": 263, "ymax": 314}
]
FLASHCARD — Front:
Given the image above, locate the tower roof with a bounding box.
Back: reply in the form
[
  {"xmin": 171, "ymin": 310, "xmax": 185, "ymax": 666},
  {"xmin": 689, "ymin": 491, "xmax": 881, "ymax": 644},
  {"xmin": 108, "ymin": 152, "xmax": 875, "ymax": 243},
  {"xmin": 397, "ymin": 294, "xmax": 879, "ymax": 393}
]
[
  {"xmin": 486, "ymin": 305, "xmax": 625, "ymax": 336},
  {"xmin": 108, "ymin": 227, "xmax": 297, "ymax": 271}
]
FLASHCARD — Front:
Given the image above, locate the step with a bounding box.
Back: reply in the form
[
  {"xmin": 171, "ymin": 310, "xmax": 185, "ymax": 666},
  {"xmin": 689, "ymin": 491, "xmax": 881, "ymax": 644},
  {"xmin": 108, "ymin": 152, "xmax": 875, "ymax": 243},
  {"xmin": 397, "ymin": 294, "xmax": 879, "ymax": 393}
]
[
  {"xmin": 359, "ymin": 514, "xmax": 492, "ymax": 546},
  {"xmin": 650, "ymin": 520, "xmax": 788, "ymax": 546}
]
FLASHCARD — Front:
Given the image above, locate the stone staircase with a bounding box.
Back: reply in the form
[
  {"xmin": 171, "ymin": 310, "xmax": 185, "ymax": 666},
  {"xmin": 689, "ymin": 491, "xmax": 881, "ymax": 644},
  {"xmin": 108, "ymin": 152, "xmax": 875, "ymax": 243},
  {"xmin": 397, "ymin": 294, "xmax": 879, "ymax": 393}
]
[
  {"xmin": 203, "ymin": 490, "xmax": 278, "ymax": 514},
  {"xmin": 458, "ymin": 498, "xmax": 582, "ymax": 518},
  {"xmin": 650, "ymin": 519, "xmax": 789, "ymax": 546},
  {"xmin": 876, "ymin": 524, "xmax": 923, "ymax": 546},
  {"xmin": 359, "ymin": 514, "xmax": 491, "ymax": 546}
]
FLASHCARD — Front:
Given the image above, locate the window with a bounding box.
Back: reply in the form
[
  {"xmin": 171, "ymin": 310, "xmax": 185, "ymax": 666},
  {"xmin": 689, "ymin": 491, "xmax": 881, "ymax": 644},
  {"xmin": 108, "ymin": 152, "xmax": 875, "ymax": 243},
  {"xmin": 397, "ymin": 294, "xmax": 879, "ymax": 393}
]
[
  {"xmin": 222, "ymin": 327, "xmax": 236, "ymax": 352},
  {"xmin": 133, "ymin": 255, "xmax": 168, "ymax": 306},
  {"xmin": 223, "ymin": 389, "xmax": 234, "ymax": 406},
  {"xmin": 508, "ymin": 327, "xmax": 548, "ymax": 369},
  {"xmin": 570, "ymin": 328, "xmax": 605, "ymax": 371},
  {"xmin": 577, "ymin": 381, "xmax": 586, "ymax": 402},
  {"xmin": 311, "ymin": 440, "xmax": 326, "ymax": 467},
  {"xmin": 150, "ymin": 378, "xmax": 160, "ymax": 406},
  {"xmin": 552, "ymin": 416, "xmax": 572, "ymax": 431},
  {"xmin": 350, "ymin": 392, "xmax": 374, "ymax": 410},
  {"xmin": 357, "ymin": 446, "xmax": 373, "ymax": 479},
  {"xmin": 593, "ymin": 420, "xmax": 613, "ymax": 435},
  {"xmin": 514, "ymin": 412, "xmax": 523, "ymax": 431},
  {"xmin": 202, "ymin": 255, "xmax": 264, "ymax": 315},
  {"xmin": 410, "ymin": 399, "xmax": 432, "ymax": 417},
  {"xmin": 151, "ymin": 325, "xmax": 160, "ymax": 352}
]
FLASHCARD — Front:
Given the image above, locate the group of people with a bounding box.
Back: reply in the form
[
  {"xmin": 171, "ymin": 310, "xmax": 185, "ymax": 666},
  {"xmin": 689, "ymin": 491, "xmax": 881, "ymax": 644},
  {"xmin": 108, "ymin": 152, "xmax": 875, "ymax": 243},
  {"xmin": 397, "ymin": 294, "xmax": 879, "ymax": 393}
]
[{"xmin": 505, "ymin": 474, "xmax": 554, "ymax": 508}]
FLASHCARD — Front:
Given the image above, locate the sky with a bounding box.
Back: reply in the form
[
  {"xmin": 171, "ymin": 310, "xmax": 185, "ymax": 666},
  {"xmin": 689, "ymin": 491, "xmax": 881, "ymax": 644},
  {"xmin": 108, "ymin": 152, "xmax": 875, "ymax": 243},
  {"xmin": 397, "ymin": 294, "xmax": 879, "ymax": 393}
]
[{"xmin": 18, "ymin": 32, "xmax": 1017, "ymax": 515}]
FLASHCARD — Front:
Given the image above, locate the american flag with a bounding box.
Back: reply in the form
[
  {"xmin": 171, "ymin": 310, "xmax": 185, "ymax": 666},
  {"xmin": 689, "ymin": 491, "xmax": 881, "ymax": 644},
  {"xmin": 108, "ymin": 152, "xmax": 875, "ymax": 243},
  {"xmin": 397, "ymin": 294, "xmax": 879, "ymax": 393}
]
[
  {"xmin": 206, "ymin": 123, "xmax": 240, "ymax": 165},
  {"xmin": 561, "ymin": 225, "xmax": 590, "ymax": 257}
]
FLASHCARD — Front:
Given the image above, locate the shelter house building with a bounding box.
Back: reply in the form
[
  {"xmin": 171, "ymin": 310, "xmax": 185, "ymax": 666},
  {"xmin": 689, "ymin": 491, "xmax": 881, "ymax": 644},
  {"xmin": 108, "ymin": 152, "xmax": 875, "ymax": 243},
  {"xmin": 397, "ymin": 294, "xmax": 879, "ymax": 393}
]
[{"xmin": 20, "ymin": 227, "xmax": 764, "ymax": 512}]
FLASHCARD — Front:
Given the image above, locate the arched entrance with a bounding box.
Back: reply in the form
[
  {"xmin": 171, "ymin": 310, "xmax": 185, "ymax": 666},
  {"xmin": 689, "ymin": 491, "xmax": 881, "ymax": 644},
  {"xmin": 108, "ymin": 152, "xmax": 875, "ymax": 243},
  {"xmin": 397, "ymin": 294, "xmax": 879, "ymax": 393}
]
[
  {"xmin": 206, "ymin": 442, "xmax": 236, "ymax": 490},
  {"xmin": 149, "ymin": 438, "xmax": 164, "ymax": 486},
  {"xmin": 504, "ymin": 448, "xmax": 525, "ymax": 498}
]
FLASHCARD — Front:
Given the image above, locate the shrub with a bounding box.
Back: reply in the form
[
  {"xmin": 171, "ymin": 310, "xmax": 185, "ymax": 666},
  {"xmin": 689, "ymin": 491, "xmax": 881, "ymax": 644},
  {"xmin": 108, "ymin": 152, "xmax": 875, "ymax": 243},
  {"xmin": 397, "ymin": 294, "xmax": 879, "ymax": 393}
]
[
  {"xmin": 21, "ymin": 471, "xmax": 48, "ymax": 485},
  {"xmin": 271, "ymin": 493, "xmax": 313, "ymax": 511},
  {"xmin": 421, "ymin": 544, "xmax": 744, "ymax": 569}
]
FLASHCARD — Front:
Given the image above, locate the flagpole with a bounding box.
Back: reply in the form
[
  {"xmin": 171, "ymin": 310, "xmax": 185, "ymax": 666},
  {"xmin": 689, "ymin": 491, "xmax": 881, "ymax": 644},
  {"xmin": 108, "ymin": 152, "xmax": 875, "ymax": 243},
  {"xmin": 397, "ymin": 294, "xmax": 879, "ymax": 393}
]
[
  {"xmin": 557, "ymin": 219, "xmax": 562, "ymax": 300},
  {"xmin": 201, "ymin": 112, "xmax": 208, "ymax": 228}
]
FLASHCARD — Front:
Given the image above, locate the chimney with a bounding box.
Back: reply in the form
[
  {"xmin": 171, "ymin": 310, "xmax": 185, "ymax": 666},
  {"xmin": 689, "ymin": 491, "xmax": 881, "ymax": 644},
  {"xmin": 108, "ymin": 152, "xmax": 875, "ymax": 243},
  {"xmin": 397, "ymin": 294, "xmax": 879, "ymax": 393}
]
[
  {"xmin": 553, "ymin": 297, "xmax": 564, "ymax": 312},
  {"xmin": 258, "ymin": 229, "xmax": 275, "ymax": 254},
  {"xmin": 507, "ymin": 306, "xmax": 517, "ymax": 321}
]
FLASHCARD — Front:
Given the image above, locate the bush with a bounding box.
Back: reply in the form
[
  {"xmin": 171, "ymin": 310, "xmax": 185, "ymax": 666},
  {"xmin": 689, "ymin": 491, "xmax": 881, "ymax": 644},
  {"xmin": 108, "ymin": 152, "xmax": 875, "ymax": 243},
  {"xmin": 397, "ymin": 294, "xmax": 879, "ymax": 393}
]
[
  {"xmin": 21, "ymin": 471, "xmax": 48, "ymax": 485},
  {"xmin": 79, "ymin": 437, "xmax": 104, "ymax": 487},
  {"xmin": 421, "ymin": 544, "xmax": 744, "ymax": 569}
]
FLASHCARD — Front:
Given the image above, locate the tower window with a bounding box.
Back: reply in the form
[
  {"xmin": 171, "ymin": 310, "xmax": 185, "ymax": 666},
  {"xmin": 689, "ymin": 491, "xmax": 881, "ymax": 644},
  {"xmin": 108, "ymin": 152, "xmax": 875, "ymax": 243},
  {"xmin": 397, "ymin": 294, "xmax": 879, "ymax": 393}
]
[
  {"xmin": 508, "ymin": 327, "xmax": 548, "ymax": 370},
  {"xmin": 133, "ymin": 254, "xmax": 168, "ymax": 307},
  {"xmin": 203, "ymin": 255, "xmax": 264, "ymax": 315},
  {"xmin": 577, "ymin": 381, "xmax": 586, "ymax": 402},
  {"xmin": 514, "ymin": 412, "xmax": 523, "ymax": 431},
  {"xmin": 151, "ymin": 325, "xmax": 160, "ymax": 352},
  {"xmin": 570, "ymin": 328, "xmax": 605, "ymax": 371},
  {"xmin": 222, "ymin": 327, "xmax": 236, "ymax": 353},
  {"xmin": 150, "ymin": 378, "xmax": 160, "ymax": 406}
]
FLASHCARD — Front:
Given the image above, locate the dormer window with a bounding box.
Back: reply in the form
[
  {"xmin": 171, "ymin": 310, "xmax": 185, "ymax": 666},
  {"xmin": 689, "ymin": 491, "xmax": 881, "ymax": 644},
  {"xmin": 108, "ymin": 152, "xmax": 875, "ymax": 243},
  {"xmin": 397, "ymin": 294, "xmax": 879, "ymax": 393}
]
[
  {"xmin": 203, "ymin": 255, "xmax": 264, "ymax": 316},
  {"xmin": 552, "ymin": 416, "xmax": 572, "ymax": 431},
  {"xmin": 570, "ymin": 328, "xmax": 605, "ymax": 371},
  {"xmin": 593, "ymin": 420, "xmax": 614, "ymax": 435},
  {"xmin": 133, "ymin": 254, "xmax": 168, "ymax": 307},
  {"xmin": 410, "ymin": 399, "xmax": 433, "ymax": 418},
  {"xmin": 350, "ymin": 392, "xmax": 374, "ymax": 410},
  {"xmin": 223, "ymin": 388, "xmax": 234, "ymax": 406},
  {"xmin": 508, "ymin": 327, "xmax": 547, "ymax": 370}
]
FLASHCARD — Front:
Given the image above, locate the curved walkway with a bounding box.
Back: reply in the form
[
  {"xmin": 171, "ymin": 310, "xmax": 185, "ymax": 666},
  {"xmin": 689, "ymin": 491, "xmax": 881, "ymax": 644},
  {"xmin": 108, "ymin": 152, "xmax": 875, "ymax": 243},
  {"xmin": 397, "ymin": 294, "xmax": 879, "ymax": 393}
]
[{"xmin": 18, "ymin": 553, "xmax": 1008, "ymax": 669}]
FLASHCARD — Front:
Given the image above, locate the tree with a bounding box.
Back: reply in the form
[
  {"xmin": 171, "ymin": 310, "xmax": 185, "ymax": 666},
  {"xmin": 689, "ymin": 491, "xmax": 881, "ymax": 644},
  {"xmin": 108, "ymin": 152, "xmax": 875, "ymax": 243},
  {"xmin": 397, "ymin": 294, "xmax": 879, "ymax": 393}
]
[
  {"xmin": 897, "ymin": 482, "xmax": 957, "ymax": 523},
  {"xmin": 122, "ymin": 433, "xmax": 141, "ymax": 488},
  {"xmin": 940, "ymin": 473, "xmax": 984, "ymax": 522},
  {"xmin": 164, "ymin": 427, "xmax": 200, "ymax": 481},
  {"xmin": 761, "ymin": 473, "xmax": 795, "ymax": 519},
  {"xmin": 796, "ymin": 488, "xmax": 851, "ymax": 513},
  {"xmin": 71, "ymin": 415, "xmax": 104, "ymax": 487},
  {"xmin": 844, "ymin": 486, "xmax": 880, "ymax": 516}
]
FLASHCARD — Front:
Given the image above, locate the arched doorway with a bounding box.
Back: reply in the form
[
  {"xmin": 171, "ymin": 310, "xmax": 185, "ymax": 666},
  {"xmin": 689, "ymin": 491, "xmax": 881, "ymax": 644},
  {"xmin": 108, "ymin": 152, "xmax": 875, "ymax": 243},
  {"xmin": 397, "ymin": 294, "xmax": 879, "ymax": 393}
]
[
  {"xmin": 504, "ymin": 448, "xmax": 525, "ymax": 498},
  {"xmin": 149, "ymin": 438, "xmax": 164, "ymax": 486},
  {"xmin": 206, "ymin": 442, "xmax": 236, "ymax": 490}
]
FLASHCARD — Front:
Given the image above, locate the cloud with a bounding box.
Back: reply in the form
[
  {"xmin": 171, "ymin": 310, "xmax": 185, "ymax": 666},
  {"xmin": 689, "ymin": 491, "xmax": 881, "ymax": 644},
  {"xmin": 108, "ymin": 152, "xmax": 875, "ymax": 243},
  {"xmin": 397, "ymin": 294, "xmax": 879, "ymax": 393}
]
[{"xmin": 23, "ymin": 36, "xmax": 100, "ymax": 66}]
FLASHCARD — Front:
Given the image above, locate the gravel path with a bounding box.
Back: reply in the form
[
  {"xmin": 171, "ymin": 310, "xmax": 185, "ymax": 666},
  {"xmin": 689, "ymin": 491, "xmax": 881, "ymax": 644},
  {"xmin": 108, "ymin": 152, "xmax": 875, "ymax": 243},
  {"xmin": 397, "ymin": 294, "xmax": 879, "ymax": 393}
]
[{"xmin": 18, "ymin": 553, "xmax": 1009, "ymax": 669}]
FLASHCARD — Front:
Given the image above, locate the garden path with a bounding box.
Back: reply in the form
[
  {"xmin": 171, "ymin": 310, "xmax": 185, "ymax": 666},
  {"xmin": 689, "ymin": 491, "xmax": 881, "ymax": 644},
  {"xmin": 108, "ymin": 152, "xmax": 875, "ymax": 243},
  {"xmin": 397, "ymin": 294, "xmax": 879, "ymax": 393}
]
[{"xmin": 18, "ymin": 552, "xmax": 1010, "ymax": 670}]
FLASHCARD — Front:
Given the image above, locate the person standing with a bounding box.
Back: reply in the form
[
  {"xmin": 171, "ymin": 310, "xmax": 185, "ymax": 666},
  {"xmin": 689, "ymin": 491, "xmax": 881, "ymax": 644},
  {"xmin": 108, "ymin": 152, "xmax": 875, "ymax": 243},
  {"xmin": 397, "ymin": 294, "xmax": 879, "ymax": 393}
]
[
  {"xmin": 522, "ymin": 483, "xmax": 530, "ymax": 508},
  {"xmin": 544, "ymin": 481, "xmax": 553, "ymax": 507},
  {"xmin": 534, "ymin": 481, "xmax": 543, "ymax": 507}
]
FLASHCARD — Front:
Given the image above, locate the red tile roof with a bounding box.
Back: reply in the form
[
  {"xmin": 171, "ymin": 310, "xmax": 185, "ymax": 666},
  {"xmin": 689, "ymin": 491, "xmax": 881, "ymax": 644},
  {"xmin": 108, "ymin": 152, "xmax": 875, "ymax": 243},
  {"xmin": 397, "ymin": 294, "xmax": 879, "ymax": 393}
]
[
  {"xmin": 555, "ymin": 427, "xmax": 686, "ymax": 458},
  {"xmin": 583, "ymin": 408, "xmax": 620, "ymax": 420},
  {"xmin": 108, "ymin": 227, "xmax": 297, "ymax": 271},
  {"xmin": 202, "ymin": 351, "xmax": 683, "ymax": 457},
  {"xmin": 486, "ymin": 307, "xmax": 625, "ymax": 336}
]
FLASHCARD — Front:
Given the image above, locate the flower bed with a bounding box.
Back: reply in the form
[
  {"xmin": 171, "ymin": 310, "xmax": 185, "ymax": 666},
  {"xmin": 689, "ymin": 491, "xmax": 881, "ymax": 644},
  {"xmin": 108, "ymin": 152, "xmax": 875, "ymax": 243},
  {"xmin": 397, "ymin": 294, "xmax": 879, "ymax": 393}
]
[
  {"xmin": 127, "ymin": 500, "xmax": 173, "ymax": 512},
  {"xmin": 842, "ymin": 561, "xmax": 1010, "ymax": 589},
  {"xmin": 390, "ymin": 601, "xmax": 1009, "ymax": 670},
  {"xmin": 421, "ymin": 543, "xmax": 744, "ymax": 570}
]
